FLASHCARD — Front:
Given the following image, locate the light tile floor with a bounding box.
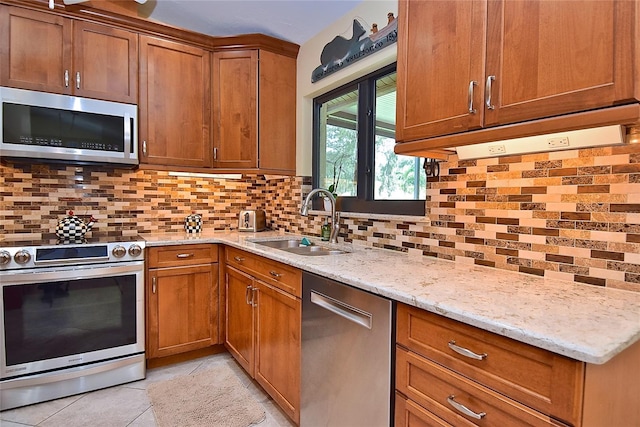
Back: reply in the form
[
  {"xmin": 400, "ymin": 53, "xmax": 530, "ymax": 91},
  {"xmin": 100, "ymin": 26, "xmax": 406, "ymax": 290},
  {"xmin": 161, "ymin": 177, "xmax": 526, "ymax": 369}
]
[{"xmin": 0, "ymin": 352, "xmax": 295, "ymax": 427}]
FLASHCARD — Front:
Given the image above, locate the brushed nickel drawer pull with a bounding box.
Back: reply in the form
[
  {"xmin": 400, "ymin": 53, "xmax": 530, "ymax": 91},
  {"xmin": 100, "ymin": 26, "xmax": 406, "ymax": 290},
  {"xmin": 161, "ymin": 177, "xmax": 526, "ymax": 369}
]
[
  {"xmin": 448, "ymin": 340, "xmax": 487, "ymax": 360},
  {"xmin": 234, "ymin": 256, "xmax": 245, "ymax": 262},
  {"xmin": 152, "ymin": 277, "xmax": 157, "ymax": 294},
  {"xmin": 447, "ymin": 395, "xmax": 486, "ymax": 419},
  {"xmin": 176, "ymin": 253, "xmax": 194, "ymax": 258},
  {"xmin": 269, "ymin": 270, "xmax": 282, "ymax": 279}
]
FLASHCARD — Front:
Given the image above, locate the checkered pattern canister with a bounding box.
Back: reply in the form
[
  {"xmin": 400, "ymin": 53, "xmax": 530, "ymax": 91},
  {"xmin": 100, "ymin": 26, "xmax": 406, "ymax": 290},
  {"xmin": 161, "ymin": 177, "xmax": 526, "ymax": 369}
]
[{"xmin": 185, "ymin": 213, "xmax": 202, "ymax": 233}]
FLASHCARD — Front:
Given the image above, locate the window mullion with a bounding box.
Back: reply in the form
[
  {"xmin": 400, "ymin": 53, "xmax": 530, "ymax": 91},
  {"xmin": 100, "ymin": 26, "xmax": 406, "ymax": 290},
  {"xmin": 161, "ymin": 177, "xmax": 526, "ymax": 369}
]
[{"xmin": 357, "ymin": 79, "xmax": 374, "ymax": 201}]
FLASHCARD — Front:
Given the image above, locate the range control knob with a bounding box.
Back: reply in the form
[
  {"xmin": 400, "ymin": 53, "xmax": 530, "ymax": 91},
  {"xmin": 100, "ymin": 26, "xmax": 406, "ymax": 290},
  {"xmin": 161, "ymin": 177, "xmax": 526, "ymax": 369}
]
[
  {"xmin": 128, "ymin": 244, "xmax": 142, "ymax": 257},
  {"xmin": 14, "ymin": 250, "xmax": 31, "ymax": 264},
  {"xmin": 0, "ymin": 250, "xmax": 11, "ymax": 265},
  {"xmin": 112, "ymin": 245, "xmax": 126, "ymax": 258}
]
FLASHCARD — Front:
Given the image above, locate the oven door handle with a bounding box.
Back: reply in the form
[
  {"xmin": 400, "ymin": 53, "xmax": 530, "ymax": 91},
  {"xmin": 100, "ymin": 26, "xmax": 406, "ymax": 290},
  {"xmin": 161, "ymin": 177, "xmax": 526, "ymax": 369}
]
[
  {"xmin": 34, "ymin": 256, "xmax": 110, "ymax": 265},
  {"xmin": 0, "ymin": 262, "xmax": 144, "ymax": 285}
]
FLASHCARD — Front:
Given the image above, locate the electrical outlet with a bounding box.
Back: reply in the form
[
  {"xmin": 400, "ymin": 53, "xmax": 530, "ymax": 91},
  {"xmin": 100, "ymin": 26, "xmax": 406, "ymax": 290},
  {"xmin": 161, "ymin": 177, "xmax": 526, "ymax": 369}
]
[
  {"xmin": 488, "ymin": 145, "xmax": 506, "ymax": 155},
  {"xmin": 547, "ymin": 137, "xmax": 570, "ymax": 148}
]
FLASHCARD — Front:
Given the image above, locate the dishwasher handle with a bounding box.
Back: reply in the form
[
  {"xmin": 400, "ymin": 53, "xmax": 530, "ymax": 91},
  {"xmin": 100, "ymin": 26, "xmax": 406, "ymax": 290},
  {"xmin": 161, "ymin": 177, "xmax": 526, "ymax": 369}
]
[{"xmin": 310, "ymin": 291, "xmax": 372, "ymax": 329}]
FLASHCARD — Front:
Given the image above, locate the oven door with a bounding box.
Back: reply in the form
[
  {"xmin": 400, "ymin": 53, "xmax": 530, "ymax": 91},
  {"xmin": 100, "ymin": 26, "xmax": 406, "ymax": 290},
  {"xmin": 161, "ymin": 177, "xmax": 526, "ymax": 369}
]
[{"xmin": 0, "ymin": 262, "xmax": 145, "ymax": 380}]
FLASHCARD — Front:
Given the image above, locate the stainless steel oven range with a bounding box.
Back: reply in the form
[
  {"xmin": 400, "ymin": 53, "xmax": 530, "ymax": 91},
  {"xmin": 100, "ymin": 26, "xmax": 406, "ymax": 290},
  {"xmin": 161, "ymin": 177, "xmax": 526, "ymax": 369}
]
[{"xmin": 0, "ymin": 236, "xmax": 146, "ymax": 411}]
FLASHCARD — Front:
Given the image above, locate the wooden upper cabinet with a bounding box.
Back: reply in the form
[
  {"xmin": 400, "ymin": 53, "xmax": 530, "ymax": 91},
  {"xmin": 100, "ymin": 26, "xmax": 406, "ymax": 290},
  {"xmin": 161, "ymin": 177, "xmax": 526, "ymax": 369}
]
[
  {"xmin": 212, "ymin": 49, "xmax": 296, "ymax": 174},
  {"xmin": 72, "ymin": 21, "xmax": 138, "ymax": 103},
  {"xmin": 139, "ymin": 35, "xmax": 212, "ymax": 168},
  {"xmin": 484, "ymin": 0, "xmax": 636, "ymax": 127},
  {"xmin": 0, "ymin": 6, "xmax": 72, "ymax": 94},
  {"xmin": 212, "ymin": 50, "xmax": 258, "ymax": 169},
  {"xmin": 258, "ymin": 50, "xmax": 296, "ymax": 174},
  {"xmin": 396, "ymin": 0, "xmax": 638, "ymax": 144},
  {"xmin": 0, "ymin": 5, "xmax": 137, "ymax": 103},
  {"xmin": 395, "ymin": 0, "xmax": 486, "ymax": 142}
]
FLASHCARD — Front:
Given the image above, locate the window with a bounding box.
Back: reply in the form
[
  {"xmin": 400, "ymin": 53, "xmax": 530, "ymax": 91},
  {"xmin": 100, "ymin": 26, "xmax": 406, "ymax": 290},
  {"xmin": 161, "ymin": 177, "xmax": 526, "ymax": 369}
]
[{"xmin": 313, "ymin": 64, "xmax": 425, "ymax": 216}]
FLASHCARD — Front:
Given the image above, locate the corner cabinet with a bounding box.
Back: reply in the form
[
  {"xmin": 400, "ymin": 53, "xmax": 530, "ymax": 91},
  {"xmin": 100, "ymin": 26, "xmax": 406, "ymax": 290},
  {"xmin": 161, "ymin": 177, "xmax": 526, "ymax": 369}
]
[
  {"xmin": 395, "ymin": 0, "xmax": 639, "ymax": 151},
  {"xmin": 0, "ymin": 5, "xmax": 138, "ymax": 103},
  {"xmin": 212, "ymin": 49, "xmax": 297, "ymax": 174},
  {"xmin": 139, "ymin": 35, "xmax": 212, "ymax": 168},
  {"xmin": 395, "ymin": 303, "xmax": 640, "ymax": 427},
  {"xmin": 146, "ymin": 244, "xmax": 220, "ymax": 359},
  {"xmin": 224, "ymin": 247, "xmax": 301, "ymax": 425}
]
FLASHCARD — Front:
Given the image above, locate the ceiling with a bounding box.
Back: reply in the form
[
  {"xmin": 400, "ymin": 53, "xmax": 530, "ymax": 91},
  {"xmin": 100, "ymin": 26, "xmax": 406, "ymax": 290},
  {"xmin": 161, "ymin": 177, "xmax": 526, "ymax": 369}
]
[{"xmin": 140, "ymin": 0, "xmax": 365, "ymax": 45}]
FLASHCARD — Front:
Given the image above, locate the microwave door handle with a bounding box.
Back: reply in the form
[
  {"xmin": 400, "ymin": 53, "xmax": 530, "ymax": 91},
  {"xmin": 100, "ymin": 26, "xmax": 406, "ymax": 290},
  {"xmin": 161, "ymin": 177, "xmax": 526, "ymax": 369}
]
[{"xmin": 129, "ymin": 117, "xmax": 135, "ymax": 156}]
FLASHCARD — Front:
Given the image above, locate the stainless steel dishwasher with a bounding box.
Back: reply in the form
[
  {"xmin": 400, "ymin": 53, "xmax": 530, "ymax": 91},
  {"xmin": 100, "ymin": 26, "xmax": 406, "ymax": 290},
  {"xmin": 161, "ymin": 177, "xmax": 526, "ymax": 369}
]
[{"xmin": 301, "ymin": 272, "xmax": 393, "ymax": 426}]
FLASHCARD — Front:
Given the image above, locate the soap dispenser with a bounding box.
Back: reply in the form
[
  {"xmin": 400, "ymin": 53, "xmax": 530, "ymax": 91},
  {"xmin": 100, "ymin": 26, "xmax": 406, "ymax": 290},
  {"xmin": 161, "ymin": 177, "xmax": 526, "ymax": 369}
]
[{"xmin": 321, "ymin": 220, "xmax": 331, "ymax": 241}]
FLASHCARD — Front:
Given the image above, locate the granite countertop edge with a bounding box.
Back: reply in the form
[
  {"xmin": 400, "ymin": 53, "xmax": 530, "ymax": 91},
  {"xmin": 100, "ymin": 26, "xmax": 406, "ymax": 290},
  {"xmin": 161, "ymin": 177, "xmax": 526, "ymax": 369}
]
[{"xmin": 142, "ymin": 230, "xmax": 640, "ymax": 365}]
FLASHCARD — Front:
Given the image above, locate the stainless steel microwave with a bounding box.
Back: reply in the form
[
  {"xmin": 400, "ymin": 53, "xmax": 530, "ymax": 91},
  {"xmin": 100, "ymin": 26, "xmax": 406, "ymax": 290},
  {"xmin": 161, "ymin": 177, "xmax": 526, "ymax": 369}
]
[{"xmin": 0, "ymin": 87, "xmax": 138, "ymax": 167}]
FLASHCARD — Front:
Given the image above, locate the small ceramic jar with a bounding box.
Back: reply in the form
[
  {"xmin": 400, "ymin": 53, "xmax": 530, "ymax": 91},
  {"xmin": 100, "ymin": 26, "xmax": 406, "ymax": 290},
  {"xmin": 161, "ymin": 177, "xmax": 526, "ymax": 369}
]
[{"xmin": 184, "ymin": 212, "xmax": 202, "ymax": 233}]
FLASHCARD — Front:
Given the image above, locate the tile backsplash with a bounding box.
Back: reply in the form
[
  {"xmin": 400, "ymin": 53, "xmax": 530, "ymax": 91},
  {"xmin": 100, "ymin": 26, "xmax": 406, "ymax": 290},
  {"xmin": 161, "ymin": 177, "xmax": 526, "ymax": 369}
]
[{"xmin": 1, "ymin": 142, "xmax": 639, "ymax": 292}]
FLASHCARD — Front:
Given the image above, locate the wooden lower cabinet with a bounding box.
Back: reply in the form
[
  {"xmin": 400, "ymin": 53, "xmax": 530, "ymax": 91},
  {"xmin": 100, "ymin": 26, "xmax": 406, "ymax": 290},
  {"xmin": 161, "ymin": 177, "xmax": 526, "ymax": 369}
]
[
  {"xmin": 224, "ymin": 248, "xmax": 301, "ymax": 425},
  {"xmin": 396, "ymin": 303, "xmax": 640, "ymax": 427},
  {"xmin": 225, "ymin": 267, "xmax": 255, "ymax": 374},
  {"xmin": 146, "ymin": 245, "xmax": 220, "ymax": 359}
]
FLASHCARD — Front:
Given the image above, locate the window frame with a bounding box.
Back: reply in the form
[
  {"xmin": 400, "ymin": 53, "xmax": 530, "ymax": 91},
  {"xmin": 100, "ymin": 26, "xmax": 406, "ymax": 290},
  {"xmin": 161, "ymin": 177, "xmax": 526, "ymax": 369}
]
[{"xmin": 312, "ymin": 63, "xmax": 426, "ymax": 216}]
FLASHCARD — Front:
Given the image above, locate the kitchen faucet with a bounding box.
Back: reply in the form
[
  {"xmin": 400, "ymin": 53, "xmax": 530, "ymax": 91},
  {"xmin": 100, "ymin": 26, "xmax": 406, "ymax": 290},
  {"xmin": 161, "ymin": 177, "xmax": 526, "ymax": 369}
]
[{"xmin": 300, "ymin": 188, "xmax": 340, "ymax": 244}]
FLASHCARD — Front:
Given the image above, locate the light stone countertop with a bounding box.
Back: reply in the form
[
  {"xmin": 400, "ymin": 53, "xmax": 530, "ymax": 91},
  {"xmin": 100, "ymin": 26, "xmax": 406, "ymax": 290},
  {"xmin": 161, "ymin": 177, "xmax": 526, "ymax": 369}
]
[{"xmin": 143, "ymin": 230, "xmax": 640, "ymax": 365}]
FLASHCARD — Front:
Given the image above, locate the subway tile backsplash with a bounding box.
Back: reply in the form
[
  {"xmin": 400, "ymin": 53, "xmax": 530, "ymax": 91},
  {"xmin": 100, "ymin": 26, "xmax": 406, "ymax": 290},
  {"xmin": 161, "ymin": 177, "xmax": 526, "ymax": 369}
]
[{"xmin": 1, "ymin": 142, "xmax": 639, "ymax": 292}]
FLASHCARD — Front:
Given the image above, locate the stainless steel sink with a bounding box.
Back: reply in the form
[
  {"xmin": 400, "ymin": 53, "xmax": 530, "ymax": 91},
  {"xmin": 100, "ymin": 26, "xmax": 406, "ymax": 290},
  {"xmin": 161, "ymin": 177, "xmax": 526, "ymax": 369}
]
[{"xmin": 251, "ymin": 239, "xmax": 347, "ymax": 256}]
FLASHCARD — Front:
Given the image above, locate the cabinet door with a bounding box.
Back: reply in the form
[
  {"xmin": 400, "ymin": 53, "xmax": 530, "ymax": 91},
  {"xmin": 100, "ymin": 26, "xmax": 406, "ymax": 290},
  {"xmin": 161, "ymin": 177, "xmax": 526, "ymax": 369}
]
[
  {"xmin": 258, "ymin": 50, "xmax": 296, "ymax": 174},
  {"xmin": 395, "ymin": 0, "xmax": 486, "ymax": 142},
  {"xmin": 225, "ymin": 266, "xmax": 255, "ymax": 376},
  {"xmin": 212, "ymin": 50, "xmax": 258, "ymax": 169},
  {"xmin": 484, "ymin": 0, "xmax": 637, "ymax": 127},
  {"xmin": 147, "ymin": 263, "xmax": 218, "ymax": 359},
  {"xmin": 0, "ymin": 5, "xmax": 72, "ymax": 94},
  {"xmin": 254, "ymin": 280, "xmax": 301, "ymax": 424},
  {"xmin": 139, "ymin": 35, "xmax": 212, "ymax": 168},
  {"xmin": 72, "ymin": 21, "xmax": 138, "ymax": 103}
]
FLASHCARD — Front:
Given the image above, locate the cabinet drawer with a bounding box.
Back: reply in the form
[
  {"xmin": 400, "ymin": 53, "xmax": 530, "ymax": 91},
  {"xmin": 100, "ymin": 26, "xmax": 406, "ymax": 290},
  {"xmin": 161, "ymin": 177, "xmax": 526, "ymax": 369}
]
[
  {"xmin": 397, "ymin": 304, "xmax": 582, "ymax": 425},
  {"xmin": 396, "ymin": 347, "xmax": 566, "ymax": 427},
  {"xmin": 148, "ymin": 244, "xmax": 218, "ymax": 268},
  {"xmin": 226, "ymin": 247, "xmax": 301, "ymax": 297},
  {"xmin": 395, "ymin": 391, "xmax": 455, "ymax": 427}
]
